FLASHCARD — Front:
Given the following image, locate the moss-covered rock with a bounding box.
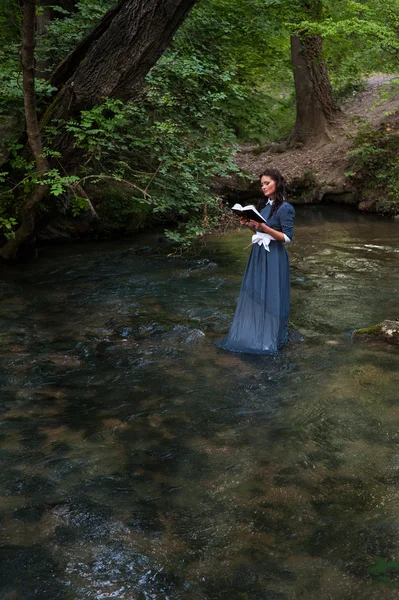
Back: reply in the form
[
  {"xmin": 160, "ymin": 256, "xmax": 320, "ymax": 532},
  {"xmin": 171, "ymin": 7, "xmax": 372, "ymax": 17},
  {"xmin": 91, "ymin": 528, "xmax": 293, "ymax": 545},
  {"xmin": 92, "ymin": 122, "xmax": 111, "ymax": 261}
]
[{"xmin": 352, "ymin": 320, "xmax": 399, "ymax": 346}]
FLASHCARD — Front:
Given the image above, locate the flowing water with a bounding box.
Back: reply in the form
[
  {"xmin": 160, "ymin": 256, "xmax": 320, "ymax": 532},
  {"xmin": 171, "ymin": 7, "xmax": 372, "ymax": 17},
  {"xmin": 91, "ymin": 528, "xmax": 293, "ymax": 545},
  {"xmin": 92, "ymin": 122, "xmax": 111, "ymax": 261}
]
[{"xmin": 0, "ymin": 205, "xmax": 398, "ymax": 600}]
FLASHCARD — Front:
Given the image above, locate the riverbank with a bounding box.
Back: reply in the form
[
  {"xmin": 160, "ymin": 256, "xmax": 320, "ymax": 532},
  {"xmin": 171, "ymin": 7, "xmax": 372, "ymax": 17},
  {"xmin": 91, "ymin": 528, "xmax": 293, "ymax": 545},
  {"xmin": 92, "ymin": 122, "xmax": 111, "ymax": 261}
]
[
  {"xmin": 6, "ymin": 75, "xmax": 398, "ymax": 257},
  {"xmin": 218, "ymin": 74, "xmax": 399, "ymax": 218}
]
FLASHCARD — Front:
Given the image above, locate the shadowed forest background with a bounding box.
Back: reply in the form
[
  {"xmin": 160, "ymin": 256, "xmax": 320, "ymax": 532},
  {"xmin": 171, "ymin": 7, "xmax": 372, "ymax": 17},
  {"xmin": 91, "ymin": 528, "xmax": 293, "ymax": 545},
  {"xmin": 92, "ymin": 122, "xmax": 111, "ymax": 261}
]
[{"xmin": 1, "ymin": 0, "xmax": 399, "ymax": 259}]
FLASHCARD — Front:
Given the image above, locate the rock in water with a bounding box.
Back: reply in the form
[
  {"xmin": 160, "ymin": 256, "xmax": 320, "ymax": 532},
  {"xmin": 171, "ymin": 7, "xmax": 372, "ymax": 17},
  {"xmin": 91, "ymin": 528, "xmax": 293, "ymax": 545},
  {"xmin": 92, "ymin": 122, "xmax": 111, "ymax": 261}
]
[
  {"xmin": 352, "ymin": 320, "xmax": 399, "ymax": 346},
  {"xmin": 185, "ymin": 330, "xmax": 206, "ymax": 343},
  {"xmin": 380, "ymin": 320, "xmax": 399, "ymax": 344}
]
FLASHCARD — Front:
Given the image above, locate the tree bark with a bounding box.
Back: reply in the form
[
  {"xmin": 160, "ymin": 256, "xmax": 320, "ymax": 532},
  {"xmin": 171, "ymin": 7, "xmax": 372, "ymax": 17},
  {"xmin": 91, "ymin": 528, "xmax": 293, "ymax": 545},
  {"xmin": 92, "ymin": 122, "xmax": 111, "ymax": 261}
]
[
  {"xmin": 289, "ymin": 33, "xmax": 340, "ymax": 147},
  {"xmin": 21, "ymin": 0, "xmax": 49, "ymax": 174},
  {"xmin": 50, "ymin": 0, "xmax": 197, "ymax": 110}
]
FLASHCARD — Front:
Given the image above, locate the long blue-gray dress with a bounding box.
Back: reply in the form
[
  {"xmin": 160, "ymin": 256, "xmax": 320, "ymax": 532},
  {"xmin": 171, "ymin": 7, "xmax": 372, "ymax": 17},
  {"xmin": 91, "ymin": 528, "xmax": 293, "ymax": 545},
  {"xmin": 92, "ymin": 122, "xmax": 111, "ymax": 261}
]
[{"xmin": 217, "ymin": 201, "xmax": 295, "ymax": 355}]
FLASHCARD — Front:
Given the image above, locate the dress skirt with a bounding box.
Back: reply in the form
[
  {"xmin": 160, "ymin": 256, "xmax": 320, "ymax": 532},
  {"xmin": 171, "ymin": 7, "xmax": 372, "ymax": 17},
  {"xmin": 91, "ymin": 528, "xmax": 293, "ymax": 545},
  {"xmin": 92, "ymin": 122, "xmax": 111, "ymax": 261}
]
[{"xmin": 217, "ymin": 241, "xmax": 290, "ymax": 354}]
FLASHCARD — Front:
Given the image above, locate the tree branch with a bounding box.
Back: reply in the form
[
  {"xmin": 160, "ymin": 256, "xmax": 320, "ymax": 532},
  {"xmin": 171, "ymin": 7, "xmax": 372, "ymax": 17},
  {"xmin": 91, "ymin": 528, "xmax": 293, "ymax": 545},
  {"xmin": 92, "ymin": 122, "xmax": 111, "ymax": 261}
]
[
  {"xmin": 73, "ymin": 174, "xmax": 151, "ymax": 198},
  {"xmin": 72, "ymin": 184, "xmax": 99, "ymax": 219}
]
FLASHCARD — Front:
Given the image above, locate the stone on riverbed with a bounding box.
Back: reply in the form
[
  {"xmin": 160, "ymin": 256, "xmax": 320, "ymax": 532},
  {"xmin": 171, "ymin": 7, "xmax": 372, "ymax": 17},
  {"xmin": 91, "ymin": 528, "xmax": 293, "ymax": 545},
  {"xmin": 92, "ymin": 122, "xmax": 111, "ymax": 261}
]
[
  {"xmin": 185, "ymin": 329, "xmax": 206, "ymax": 343},
  {"xmin": 352, "ymin": 320, "xmax": 399, "ymax": 346}
]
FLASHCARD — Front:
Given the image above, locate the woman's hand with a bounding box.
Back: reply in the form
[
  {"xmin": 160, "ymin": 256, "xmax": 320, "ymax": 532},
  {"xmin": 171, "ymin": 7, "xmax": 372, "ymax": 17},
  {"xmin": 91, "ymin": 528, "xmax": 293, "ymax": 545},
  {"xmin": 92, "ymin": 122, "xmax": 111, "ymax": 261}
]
[
  {"xmin": 249, "ymin": 220, "xmax": 263, "ymax": 232},
  {"xmin": 240, "ymin": 218, "xmax": 261, "ymax": 233},
  {"xmin": 239, "ymin": 217, "xmax": 251, "ymax": 227}
]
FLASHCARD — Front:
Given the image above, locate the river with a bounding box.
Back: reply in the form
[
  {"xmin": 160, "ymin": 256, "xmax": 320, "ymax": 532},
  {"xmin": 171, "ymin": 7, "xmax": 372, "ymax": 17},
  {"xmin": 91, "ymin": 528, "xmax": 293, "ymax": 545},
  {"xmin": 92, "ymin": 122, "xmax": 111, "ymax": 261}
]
[{"xmin": 0, "ymin": 205, "xmax": 398, "ymax": 599}]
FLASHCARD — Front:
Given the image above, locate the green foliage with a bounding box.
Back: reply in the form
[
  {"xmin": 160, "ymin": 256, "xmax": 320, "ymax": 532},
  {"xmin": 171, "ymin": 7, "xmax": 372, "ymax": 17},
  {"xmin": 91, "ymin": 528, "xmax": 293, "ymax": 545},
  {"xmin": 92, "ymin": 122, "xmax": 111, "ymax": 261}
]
[
  {"xmin": 346, "ymin": 120, "xmax": 399, "ymax": 214},
  {"xmin": 69, "ymin": 196, "xmax": 89, "ymax": 217},
  {"xmin": 1, "ymin": 0, "xmax": 399, "ymax": 247},
  {"xmin": 0, "ymin": 215, "xmax": 17, "ymax": 238},
  {"xmin": 0, "ymin": 0, "xmax": 111, "ymax": 119},
  {"xmin": 57, "ymin": 82, "xmax": 240, "ymax": 242},
  {"xmin": 171, "ymin": 0, "xmax": 295, "ymax": 144},
  {"xmin": 38, "ymin": 17, "xmax": 247, "ymax": 243},
  {"xmin": 37, "ymin": 0, "xmax": 114, "ymax": 72},
  {"xmin": 94, "ymin": 184, "xmax": 152, "ymax": 229},
  {"xmin": 0, "ymin": 45, "xmax": 21, "ymax": 117},
  {"xmin": 294, "ymin": 0, "xmax": 399, "ymax": 96},
  {"xmin": 64, "ymin": 98, "xmax": 128, "ymax": 158},
  {"xmin": 0, "ymin": 164, "xmax": 17, "ymax": 236},
  {"xmin": 41, "ymin": 170, "xmax": 80, "ymax": 197}
]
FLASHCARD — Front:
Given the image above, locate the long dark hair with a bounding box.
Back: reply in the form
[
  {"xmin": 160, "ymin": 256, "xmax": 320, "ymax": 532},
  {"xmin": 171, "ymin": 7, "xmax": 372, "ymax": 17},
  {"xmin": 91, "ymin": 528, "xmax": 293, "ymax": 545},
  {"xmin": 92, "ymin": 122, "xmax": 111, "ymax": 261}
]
[{"xmin": 257, "ymin": 168, "xmax": 287, "ymax": 217}]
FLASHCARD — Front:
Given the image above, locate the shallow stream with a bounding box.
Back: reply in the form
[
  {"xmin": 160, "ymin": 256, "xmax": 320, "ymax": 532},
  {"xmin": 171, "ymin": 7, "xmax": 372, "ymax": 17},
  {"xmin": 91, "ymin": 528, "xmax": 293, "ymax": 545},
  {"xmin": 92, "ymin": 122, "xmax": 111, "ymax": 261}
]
[{"xmin": 0, "ymin": 205, "xmax": 398, "ymax": 600}]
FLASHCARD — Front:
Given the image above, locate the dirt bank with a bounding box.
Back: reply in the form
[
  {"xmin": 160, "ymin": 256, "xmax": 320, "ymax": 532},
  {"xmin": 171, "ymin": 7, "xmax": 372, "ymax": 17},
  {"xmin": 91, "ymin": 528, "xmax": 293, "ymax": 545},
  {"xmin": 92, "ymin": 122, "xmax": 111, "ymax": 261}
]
[{"xmin": 229, "ymin": 74, "xmax": 399, "ymax": 214}]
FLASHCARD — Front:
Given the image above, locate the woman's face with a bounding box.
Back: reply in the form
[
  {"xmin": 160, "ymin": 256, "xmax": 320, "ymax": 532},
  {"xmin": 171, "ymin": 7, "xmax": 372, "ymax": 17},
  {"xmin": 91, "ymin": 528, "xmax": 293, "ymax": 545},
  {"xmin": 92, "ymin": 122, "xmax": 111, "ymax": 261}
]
[{"xmin": 261, "ymin": 175, "xmax": 276, "ymax": 199}]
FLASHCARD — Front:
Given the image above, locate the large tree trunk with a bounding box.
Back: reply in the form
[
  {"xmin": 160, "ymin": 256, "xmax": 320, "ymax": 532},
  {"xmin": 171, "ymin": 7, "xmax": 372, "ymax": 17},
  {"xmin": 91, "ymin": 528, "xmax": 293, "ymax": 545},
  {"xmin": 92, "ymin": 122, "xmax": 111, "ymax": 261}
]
[
  {"xmin": 51, "ymin": 0, "xmax": 197, "ymax": 111},
  {"xmin": 1, "ymin": 0, "xmax": 197, "ymax": 260},
  {"xmin": 47, "ymin": 0, "xmax": 198, "ymax": 166},
  {"xmin": 289, "ymin": 34, "xmax": 340, "ymax": 147}
]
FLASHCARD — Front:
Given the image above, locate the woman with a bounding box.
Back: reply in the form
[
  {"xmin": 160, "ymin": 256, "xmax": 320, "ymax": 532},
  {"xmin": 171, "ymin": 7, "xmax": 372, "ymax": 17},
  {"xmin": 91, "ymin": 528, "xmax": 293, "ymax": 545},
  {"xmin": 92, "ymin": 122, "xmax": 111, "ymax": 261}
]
[{"xmin": 217, "ymin": 168, "xmax": 295, "ymax": 354}]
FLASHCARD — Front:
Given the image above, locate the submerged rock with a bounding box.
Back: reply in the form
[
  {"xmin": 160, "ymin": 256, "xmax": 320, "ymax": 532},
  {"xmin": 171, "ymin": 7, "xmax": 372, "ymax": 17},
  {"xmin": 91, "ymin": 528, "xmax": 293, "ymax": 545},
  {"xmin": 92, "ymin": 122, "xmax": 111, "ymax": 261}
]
[
  {"xmin": 185, "ymin": 329, "xmax": 206, "ymax": 343},
  {"xmin": 352, "ymin": 320, "xmax": 399, "ymax": 346}
]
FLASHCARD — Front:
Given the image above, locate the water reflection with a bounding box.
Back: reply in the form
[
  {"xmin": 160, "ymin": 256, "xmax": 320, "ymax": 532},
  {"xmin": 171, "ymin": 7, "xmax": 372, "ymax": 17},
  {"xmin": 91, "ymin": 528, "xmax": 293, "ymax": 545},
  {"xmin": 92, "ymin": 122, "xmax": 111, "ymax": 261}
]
[{"xmin": 0, "ymin": 206, "xmax": 398, "ymax": 599}]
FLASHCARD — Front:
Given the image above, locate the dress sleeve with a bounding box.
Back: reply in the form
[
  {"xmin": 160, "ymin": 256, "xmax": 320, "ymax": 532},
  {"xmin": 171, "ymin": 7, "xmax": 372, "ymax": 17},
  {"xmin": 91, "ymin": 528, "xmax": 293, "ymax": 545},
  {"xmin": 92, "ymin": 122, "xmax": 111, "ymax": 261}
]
[{"xmin": 280, "ymin": 204, "xmax": 295, "ymax": 242}]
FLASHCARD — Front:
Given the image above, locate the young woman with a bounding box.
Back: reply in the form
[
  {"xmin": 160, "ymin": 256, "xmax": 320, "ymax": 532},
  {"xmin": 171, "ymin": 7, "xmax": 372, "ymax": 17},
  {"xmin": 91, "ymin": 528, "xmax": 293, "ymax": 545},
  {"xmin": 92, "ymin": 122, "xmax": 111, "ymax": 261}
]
[{"xmin": 217, "ymin": 168, "xmax": 295, "ymax": 354}]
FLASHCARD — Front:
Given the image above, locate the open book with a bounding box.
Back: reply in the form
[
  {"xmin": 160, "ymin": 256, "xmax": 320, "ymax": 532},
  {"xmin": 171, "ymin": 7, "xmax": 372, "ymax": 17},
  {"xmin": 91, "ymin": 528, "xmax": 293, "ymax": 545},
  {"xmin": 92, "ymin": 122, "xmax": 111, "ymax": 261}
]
[
  {"xmin": 231, "ymin": 203, "xmax": 266, "ymax": 223},
  {"xmin": 231, "ymin": 204, "xmax": 266, "ymax": 223}
]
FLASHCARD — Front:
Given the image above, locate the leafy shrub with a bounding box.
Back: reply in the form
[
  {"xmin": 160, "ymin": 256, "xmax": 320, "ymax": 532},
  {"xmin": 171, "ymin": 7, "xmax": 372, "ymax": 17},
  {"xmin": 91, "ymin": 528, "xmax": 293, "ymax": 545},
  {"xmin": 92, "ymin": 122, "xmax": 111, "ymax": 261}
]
[{"xmin": 346, "ymin": 120, "xmax": 399, "ymax": 214}]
